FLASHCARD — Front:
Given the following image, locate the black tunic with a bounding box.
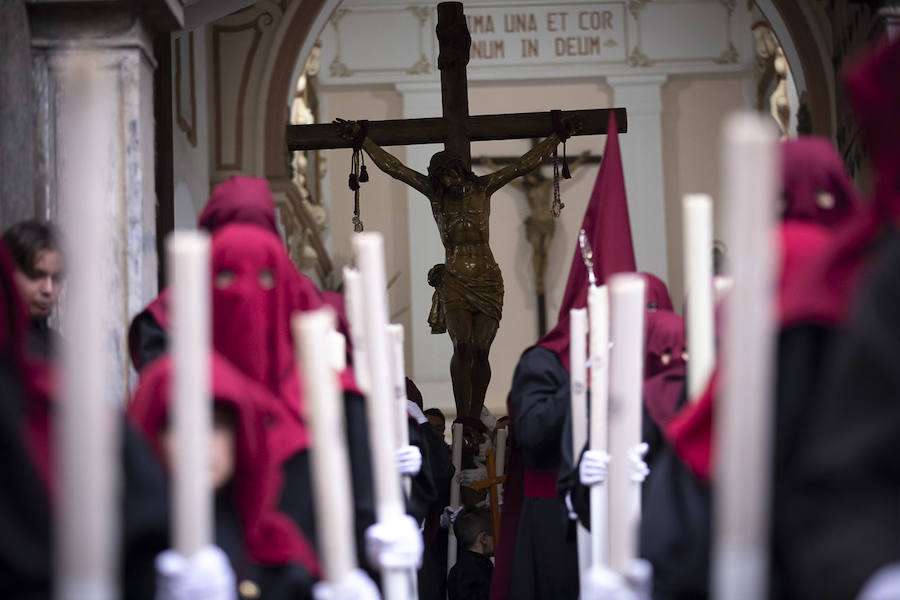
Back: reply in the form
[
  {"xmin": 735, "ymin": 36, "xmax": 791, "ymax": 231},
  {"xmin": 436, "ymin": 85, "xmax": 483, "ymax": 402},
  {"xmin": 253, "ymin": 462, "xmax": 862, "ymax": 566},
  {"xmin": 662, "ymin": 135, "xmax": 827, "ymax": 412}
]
[
  {"xmin": 508, "ymin": 346, "xmax": 579, "ymax": 600},
  {"xmin": 447, "ymin": 549, "xmax": 493, "ymax": 600}
]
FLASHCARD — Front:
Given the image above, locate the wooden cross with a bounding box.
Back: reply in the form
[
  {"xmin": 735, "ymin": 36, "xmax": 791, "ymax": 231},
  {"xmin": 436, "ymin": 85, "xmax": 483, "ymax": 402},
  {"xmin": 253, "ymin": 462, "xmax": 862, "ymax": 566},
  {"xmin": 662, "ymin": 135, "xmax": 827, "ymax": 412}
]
[
  {"xmin": 285, "ymin": 1, "xmax": 627, "ymax": 422},
  {"xmin": 285, "ymin": 3, "xmax": 627, "ymax": 161},
  {"xmin": 469, "ymin": 448, "xmax": 505, "ymax": 544}
]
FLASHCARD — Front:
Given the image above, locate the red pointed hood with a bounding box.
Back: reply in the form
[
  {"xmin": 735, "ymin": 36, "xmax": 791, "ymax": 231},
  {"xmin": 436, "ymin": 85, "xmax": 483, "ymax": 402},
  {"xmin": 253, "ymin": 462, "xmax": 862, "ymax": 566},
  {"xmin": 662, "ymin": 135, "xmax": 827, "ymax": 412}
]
[
  {"xmin": 128, "ymin": 352, "xmax": 320, "ymax": 573},
  {"xmin": 536, "ymin": 113, "xmax": 636, "ymax": 370},
  {"xmin": 198, "ymin": 176, "xmax": 280, "ymax": 236}
]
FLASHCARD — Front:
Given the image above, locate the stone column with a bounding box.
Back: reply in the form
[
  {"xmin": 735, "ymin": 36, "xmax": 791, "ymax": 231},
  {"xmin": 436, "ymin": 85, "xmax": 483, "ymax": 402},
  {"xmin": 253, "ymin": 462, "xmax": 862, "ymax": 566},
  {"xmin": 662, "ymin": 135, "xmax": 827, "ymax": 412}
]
[
  {"xmin": 0, "ymin": 0, "xmax": 35, "ymax": 228},
  {"xmin": 607, "ymin": 75, "xmax": 669, "ymax": 283},
  {"xmin": 395, "ymin": 81, "xmax": 456, "ymax": 414},
  {"xmin": 30, "ymin": 7, "xmax": 160, "ymax": 401}
]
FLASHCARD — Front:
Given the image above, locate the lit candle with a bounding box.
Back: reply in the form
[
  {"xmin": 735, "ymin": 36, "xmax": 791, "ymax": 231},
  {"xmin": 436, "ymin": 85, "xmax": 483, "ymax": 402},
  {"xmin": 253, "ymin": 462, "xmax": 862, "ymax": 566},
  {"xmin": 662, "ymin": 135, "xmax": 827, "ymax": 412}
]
[
  {"xmin": 168, "ymin": 231, "xmax": 213, "ymax": 558},
  {"xmin": 293, "ymin": 309, "xmax": 357, "ymax": 583},
  {"xmin": 588, "ymin": 284, "xmax": 610, "ymax": 568},
  {"xmin": 683, "ymin": 193, "xmax": 716, "ymax": 402},
  {"xmin": 352, "ymin": 232, "xmax": 411, "ymax": 600},
  {"xmin": 342, "ymin": 266, "xmax": 370, "ymax": 394},
  {"xmin": 387, "ymin": 323, "xmax": 412, "ymax": 497},
  {"xmin": 447, "ymin": 422, "xmax": 464, "ymax": 574},
  {"xmin": 607, "ymin": 274, "xmax": 646, "ymax": 575},
  {"xmin": 712, "ymin": 112, "xmax": 778, "ymax": 600},
  {"xmin": 569, "ymin": 307, "xmax": 591, "ymax": 569},
  {"xmin": 57, "ymin": 55, "xmax": 118, "ymax": 599}
]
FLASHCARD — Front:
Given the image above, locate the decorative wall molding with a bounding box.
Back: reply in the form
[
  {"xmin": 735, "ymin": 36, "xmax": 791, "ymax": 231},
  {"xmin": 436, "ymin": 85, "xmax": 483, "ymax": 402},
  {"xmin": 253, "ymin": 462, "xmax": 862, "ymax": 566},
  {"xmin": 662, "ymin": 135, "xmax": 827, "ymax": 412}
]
[{"xmin": 174, "ymin": 32, "xmax": 197, "ymax": 146}]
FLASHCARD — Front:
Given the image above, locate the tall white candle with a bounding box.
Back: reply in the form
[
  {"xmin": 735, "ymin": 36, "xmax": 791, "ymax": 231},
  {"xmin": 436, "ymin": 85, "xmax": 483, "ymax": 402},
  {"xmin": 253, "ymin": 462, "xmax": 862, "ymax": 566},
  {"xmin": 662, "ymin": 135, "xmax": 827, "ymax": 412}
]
[
  {"xmin": 607, "ymin": 274, "xmax": 646, "ymax": 575},
  {"xmin": 352, "ymin": 232, "xmax": 411, "ymax": 600},
  {"xmin": 588, "ymin": 284, "xmax": 610, "ymax": 568},
  {"xmin": 388, "ymin": 324, "xmax": 412, "ymax": 498},
  {"xmin": 569, "ymin": 308, "xmax": 591, "ymax": 569},
  {"xmin": 712, "ymin": 112, "xmax": 778, "ymax": 600},
  {"xmin": 293, "ymin": 309, "xmax": 358, "ymax": 583},
  {"xmin": 447, "ymin": 422, "xmax": 464, "ymax": 574},
  {"xmin": 57, "ymin": 54, "xmax": 119, "ymax": 600},
  {"xmin": 343, "ymin": 267, "xmax": 371, "ymax": 394},
  {"xmin": 683, "ymin": 193, "xmax": 716, "ymax": 403},
  {"xmin": 168, "ymin": 232, "xmax": 213, "ymax": 558}
]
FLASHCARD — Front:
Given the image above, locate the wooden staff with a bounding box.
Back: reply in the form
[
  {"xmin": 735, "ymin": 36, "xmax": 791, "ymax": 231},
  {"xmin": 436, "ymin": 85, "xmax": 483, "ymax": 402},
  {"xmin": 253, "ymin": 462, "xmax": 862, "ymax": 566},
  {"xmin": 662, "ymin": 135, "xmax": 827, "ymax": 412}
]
[
  {"xmin": 683, "ymin": 193, "xmax": 716, "ymax": 403},
  {"xmin": 607, "ymin": 274, "xmax": 646, "ymax": 575},
  {"xmin": 293, "ymin": 308, "xmax": 358, "ymax": 584},
  {"xmin": 168, "ymin": 232, "xmax": 213, "ymax": 557},
  {"xmin": 712, "ymin": 113, "xmax": 778, "ymax": 600},
  {"xmin": 569, "ymin": 307, "xmax": 592, "ymax": 570},
  {"xmin": 588, "ymin": 284, "xmax": 610, "ymax": 568},
  {"xmin": 447, "ymin": 422, "xmax": 464, "ymax": 574}
]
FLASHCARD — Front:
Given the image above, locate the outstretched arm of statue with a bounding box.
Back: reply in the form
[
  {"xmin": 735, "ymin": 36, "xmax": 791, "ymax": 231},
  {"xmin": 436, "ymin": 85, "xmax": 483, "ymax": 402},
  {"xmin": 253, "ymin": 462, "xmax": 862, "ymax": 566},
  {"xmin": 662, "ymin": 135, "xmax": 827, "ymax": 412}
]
[
  {"xmin": 484, "ymin": 114, "xmax": 584, "ymax": 195},
  {"xmin": 334, "ymin": 118, "xmax": 431, "ymax": 197},
  {"xmin": 567, "ymin": 149, "xmax": 594, "ymax": 173}
]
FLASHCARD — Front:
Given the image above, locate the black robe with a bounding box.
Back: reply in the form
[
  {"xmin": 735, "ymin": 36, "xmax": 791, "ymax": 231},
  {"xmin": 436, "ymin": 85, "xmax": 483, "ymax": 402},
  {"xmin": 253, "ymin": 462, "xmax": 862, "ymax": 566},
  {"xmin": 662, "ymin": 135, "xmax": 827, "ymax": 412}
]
[
  {"xmin": 279, "ymin": 390, "xmax": 377, "ymax": 576},
  {"xmin": 128, "ymin": 308, "xmax": 167, "ymax": 371},
  {"xmin": 447, "ymin": 549, "xmax": 493, "ymax": 600},
  {"xmin": 418, "ymin": 425, "xmax": 455, "ymax": 600},
  {"xmin": 778, "ymin": 231, "xmax": 900, "ymax": 600},
  {"xmin": 507, "ymin": 346, "xmax": 579, "ymax": 600}
]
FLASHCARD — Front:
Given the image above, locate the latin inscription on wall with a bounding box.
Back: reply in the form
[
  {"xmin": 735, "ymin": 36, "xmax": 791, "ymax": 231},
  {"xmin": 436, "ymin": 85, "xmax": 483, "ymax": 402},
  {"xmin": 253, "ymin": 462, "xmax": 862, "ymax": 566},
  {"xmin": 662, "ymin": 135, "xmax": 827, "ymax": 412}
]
[{"xmin": 465, "ymin": 3, "xmax": 628, "ymax": 66}]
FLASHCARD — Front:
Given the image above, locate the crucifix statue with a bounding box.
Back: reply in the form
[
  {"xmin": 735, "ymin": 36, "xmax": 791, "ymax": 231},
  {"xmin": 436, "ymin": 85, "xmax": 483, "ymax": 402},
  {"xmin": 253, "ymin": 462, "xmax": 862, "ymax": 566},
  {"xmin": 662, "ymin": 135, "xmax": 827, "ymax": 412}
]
[{"xmin": 285, "ymin": 1, "xmax": 628, "ymax": 422}]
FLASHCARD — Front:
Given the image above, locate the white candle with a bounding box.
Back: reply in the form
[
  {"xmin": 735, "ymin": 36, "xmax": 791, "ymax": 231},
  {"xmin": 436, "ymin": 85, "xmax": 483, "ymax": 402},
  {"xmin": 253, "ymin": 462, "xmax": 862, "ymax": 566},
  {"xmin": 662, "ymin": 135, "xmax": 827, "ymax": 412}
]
[
  {"xmin": 388, "ymin": 324, "xmax": 412, "ymax": 498},
  {"xmin": 293, "ymin": 309, "xmax": 358, "ymax": 583},
  {"xmin": 607, "ymin": 274, "xmax": 646, "ymax": 575},
  {"xmin": 588, "ymin": 284, "xmax": 610, "ymax": 568},
  {"xmin": 569, "ymin": 308, "xmax": 591, "ymax": 569},
  {"xmin": 447, "ymin": 422, "xmax": 464, "ymax": 574},
  {"xmin": 168, "ymin": 232, "xmax": 213, "ymax": 558},
  {"xmin": 712, "ymin": 112, "xmax": 778, "ymax": 600},
  {"xmin": 343, "ymin": 267, "xmax": 371, "ymax": 394},
  {"xmin": 683, "ymin": 193, "xmax": 716, "ymax": 403},
  {"xmin": 714, "ymin": 275, "xmax": 734, "ymax": 303},
  {"xmin": 57, "ymin": 54, "xmax": 118, "ymax": 600},
  {"xmin": 352, "ymin": 232, "xmax": 410, "ymax": 600}
]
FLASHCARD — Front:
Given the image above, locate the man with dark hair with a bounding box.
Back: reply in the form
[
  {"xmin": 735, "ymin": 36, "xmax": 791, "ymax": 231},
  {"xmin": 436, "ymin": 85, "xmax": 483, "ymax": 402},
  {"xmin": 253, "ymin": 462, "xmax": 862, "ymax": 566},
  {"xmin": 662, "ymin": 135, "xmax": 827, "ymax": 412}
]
[
  {"xmin": 424, "ymin": 407, "xmax": 447, "ymax": 441},
  {"xmin": 447, "ymin": 507, "xmax": 494, "ymax": 600},
  {"xmin": 2, "ymin": 220, "xmax": 63, "ymax": 357}
]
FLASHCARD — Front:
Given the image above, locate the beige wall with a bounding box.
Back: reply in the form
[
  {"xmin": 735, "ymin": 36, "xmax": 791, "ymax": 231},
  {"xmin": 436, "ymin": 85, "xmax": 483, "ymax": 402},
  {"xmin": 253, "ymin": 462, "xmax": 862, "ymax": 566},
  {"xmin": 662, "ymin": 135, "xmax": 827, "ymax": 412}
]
[
  {"xmin": 661, "ymin": 75, "xmax": 748, "ymax": 313},
  {"xmin": 323, "ymin": 88, "xmax": 414, "ymax": 373},
  {"xmin": 320, "ymin": 76, "xmax": 748, "ymax": 417}
]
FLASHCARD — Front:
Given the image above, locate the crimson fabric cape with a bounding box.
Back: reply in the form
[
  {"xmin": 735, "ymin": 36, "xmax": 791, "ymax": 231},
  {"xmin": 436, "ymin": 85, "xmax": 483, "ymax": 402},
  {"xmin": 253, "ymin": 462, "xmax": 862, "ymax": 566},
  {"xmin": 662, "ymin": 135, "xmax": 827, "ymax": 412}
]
[{"xmin": 128, "ymin": 352, "xmax": 320, "ymax": 575}]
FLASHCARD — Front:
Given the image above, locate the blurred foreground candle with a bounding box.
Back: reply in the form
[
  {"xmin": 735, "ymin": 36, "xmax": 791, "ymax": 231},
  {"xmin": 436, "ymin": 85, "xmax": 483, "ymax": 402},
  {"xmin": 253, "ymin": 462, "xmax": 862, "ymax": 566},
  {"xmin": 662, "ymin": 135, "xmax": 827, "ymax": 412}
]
[
  {"xmin": 683, "ymin": 193, "xmax": 716, "ymax": 402},
  {"xmin": 569, "ymin": 308, "xmax": 591, "ymax": 569},
  {"xmin": 607, "ymin": 274, "xmax": 645, "ymax": 575},
  {"xmin": 588, "ymin": 284, "xmax": 610, "ymax": 568},
  {"xmin": 168, "ymin": 231, "xmax": 212, "ymax": 557},
  {"xmin": 712, "ymin": 112, "xmax": 778, "ymax": 600}
]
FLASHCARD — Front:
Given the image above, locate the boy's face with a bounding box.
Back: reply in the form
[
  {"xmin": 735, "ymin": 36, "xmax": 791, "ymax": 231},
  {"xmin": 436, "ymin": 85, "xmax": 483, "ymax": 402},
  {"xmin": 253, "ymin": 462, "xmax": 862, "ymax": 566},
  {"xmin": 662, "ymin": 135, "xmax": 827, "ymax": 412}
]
[
  {"xmin": 160, "ymin": 407, "xmax": 236, "ymax": 491},
  {"xmin": 13, "ymin": 249, "xmax": 63, "ymax": 319},
  {"xmin": 481, "ymin": 531, "xmax": 495, "ymax": 557},
  {"xmin": 426, "ymin": 414, "xmax": 445, "ymax": 439}
]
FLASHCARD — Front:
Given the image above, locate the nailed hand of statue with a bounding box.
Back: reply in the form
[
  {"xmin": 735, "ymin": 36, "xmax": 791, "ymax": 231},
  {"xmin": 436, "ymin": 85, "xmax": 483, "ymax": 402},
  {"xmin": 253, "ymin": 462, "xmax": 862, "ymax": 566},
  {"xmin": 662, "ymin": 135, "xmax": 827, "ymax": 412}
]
[{"xmin": 333, "ymin": 118, "xmax": 360, "ymax": 142}]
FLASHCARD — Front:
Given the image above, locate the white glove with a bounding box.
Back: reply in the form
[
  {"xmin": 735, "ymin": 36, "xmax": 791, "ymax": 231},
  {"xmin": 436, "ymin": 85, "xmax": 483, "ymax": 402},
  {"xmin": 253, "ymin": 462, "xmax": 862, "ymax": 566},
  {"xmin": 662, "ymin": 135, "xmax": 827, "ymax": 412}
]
[
  {"xmin": 628, "ymin": 443, "xmax": 650, "ymax": 483},
  {"xmin": 624, "ymin": 558, "xmax": 653, "ymax": 600},
  {"xmin": 155, "ymin": 545, "xmax": 237, "ymax": 600},
  {"xmin": 458, "ymin": 465, "xmax": 487, "ymax": 487},
  {"xmin": 365, "ymin": 513, "xmax": 423, "ymax": 571},
  {"xmin": 440, "ymin": 505, "xmax": 463, "ymax": 529},
  {"xmin": 857, "ymin": 563, "xmax": 900, "ymax": 600},
  {"xmin": 564, "ymin": 491, "xmax": 578, "ymax": 521},
  {"xmin": 312, "ymin": 569, "xmax": 382, "ymax": 600},
  {"xmin": 579, "ymin": 565, "xmax": 634, "ymax": 600},
  {"xmin": 580, "ymin": 449, "xmax": 612, "ymax": 487},
  {"xmin": 395, "ymin": 445, "xmax": 422, "ymax": 476}
]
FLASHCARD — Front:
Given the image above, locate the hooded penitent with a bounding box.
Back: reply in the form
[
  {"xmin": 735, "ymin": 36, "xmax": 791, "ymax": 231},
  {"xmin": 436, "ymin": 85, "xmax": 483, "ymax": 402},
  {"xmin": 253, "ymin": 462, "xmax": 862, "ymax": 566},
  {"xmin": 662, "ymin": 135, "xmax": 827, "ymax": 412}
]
[
  {"xmin": 128, "ymin": 353, "xmax": 320, "ymax": 575},
  {"xmin": 492, "ymin": 113, "xmax": 634, "ymax": 600}
]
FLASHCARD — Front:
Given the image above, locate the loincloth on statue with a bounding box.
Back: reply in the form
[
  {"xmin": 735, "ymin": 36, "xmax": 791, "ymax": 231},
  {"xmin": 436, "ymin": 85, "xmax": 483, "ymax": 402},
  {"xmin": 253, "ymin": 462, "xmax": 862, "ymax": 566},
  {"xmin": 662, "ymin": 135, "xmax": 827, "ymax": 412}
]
[{"xmin": 427, "ymin": 263, "xmax": 504, "ymax": 334}]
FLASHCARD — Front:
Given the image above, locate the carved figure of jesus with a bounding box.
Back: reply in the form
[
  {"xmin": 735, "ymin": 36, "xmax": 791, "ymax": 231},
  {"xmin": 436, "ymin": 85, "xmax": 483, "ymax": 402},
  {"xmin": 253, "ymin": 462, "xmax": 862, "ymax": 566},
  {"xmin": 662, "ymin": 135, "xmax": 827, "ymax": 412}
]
[{"xmin": 336, "ymin": 118, "xmax": 578, "ymax": 420}]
